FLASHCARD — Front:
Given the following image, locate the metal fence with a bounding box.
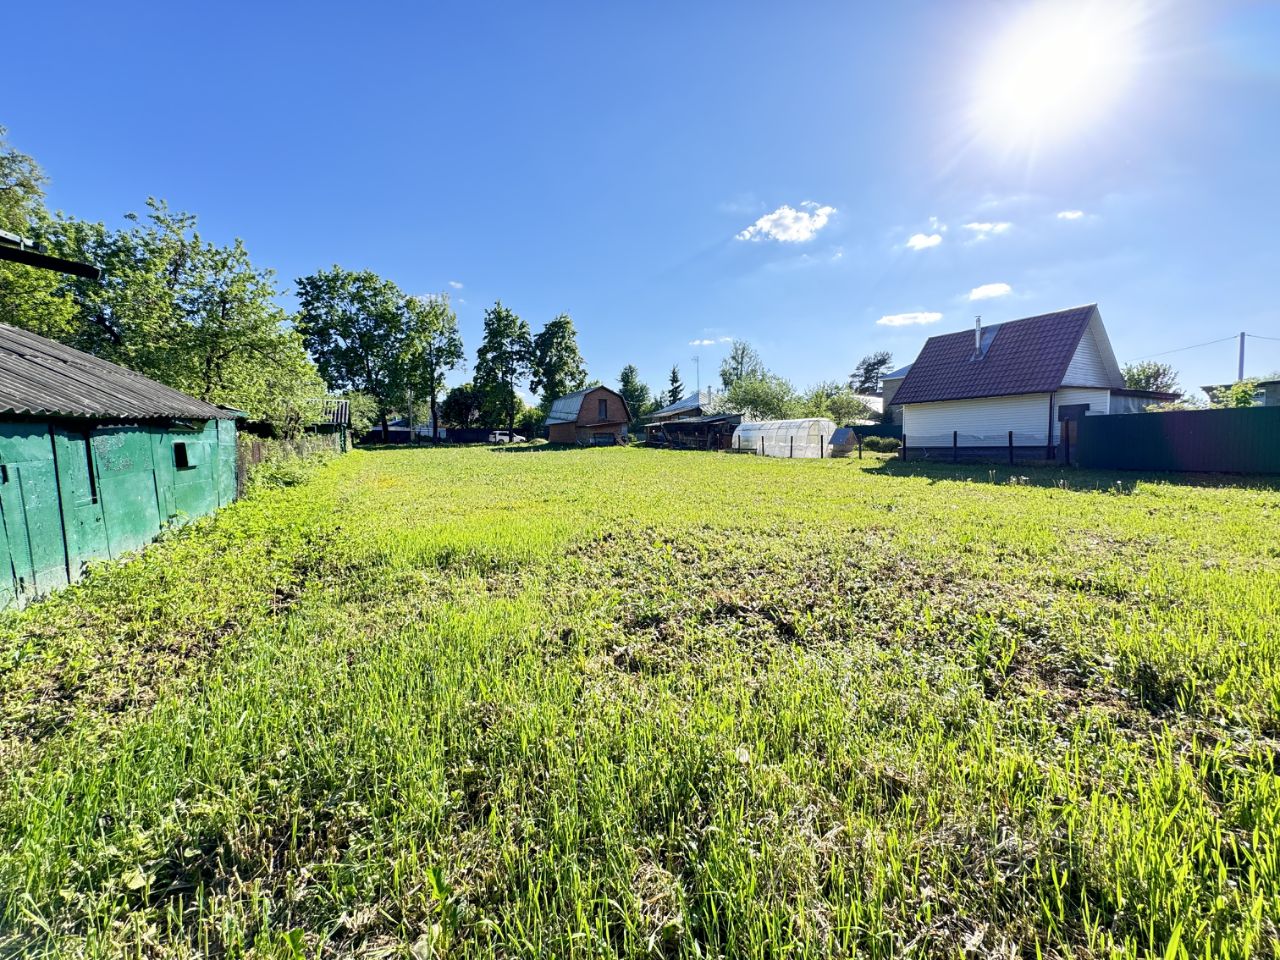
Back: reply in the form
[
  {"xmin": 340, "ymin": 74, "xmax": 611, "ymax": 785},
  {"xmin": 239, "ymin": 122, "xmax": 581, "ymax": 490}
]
[{"xmin": 1076, "ymin": 406, "xmax": 1280, "ymax": 474}]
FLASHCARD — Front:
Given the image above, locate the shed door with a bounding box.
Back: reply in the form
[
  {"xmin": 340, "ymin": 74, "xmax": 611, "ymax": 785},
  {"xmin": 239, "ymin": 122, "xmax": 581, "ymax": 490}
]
[
  {"xmin": 92, "ymin": 426, "xmax": 163, "ymax": 557},
  {"xmin": 216, "ymin": 419, "xmax": 237, "ymax": 506},
  {"xmin": 51, "ymin": 428, "xmax": 110, "ymax": 577},
  {"xmin": 0, "ymin": 460, "xmax": 70, "ymax": 602}
]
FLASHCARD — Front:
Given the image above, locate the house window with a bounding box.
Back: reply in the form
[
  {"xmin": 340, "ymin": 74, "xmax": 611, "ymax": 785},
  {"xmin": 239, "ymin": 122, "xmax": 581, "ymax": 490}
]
[
  {"xmin": 174, "ymin": 442, "xmax": 191, "ymax": 469},
  {"xmin": 598, "ymin": 398, "xmax": 608, "ymax": 420}
]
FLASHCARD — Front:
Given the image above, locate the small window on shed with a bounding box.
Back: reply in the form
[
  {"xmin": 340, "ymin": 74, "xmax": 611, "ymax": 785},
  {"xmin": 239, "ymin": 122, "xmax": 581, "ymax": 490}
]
[
  {"xmin": 598, "ymin": 398, "xmax": 608, "ymax": 420},
  {"xmin": 173, "ymin": 441, "xmax": 193, "ymax": 469}
]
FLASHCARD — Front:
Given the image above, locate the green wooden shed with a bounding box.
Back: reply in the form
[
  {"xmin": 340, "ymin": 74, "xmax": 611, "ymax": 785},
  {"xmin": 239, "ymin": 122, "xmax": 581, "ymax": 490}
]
[{"xmin": 0, "ymin": 323, "xmax": 239, "ymax": 609}]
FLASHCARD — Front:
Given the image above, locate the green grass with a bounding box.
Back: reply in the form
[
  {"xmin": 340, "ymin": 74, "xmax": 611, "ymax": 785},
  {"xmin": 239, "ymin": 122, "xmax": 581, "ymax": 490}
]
[{"xmin": 1, "ymin": 446, "xmax": 1278, "ymax": 958}]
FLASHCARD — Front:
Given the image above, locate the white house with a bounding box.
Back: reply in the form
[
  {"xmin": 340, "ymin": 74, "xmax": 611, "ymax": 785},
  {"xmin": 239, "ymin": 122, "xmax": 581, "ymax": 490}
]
[{"xmin": 892, "ymin": 305, "xmax": 1174, "ymax": 459}]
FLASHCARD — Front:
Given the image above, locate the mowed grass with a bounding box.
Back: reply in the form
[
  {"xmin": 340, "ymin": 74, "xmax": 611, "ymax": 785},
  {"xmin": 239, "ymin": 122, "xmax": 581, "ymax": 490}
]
[{"xmin": 1, "ymin": 446, "xmax": 1278, "ymax": 959}]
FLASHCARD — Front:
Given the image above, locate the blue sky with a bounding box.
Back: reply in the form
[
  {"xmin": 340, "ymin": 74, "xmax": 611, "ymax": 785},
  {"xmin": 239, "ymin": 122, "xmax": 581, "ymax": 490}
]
[{"xmin": 7, "ymin": 1, "xmax": 1279, "ymax": 398}]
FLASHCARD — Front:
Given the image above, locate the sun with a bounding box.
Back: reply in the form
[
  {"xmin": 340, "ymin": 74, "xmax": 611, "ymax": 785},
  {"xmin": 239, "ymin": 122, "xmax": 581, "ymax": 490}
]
[{"xmin": 972, "ymin": 1, "xmax": 1144, "ymax": 151}]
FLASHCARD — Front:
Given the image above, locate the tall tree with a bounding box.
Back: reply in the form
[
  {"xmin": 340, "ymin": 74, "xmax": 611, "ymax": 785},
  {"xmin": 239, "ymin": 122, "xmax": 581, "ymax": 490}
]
[
  {"xmin": 800, "ymin": 379, "xmax": 874, "ymax": 424},
  {"xmin": 719, "ymin": 339, "xmax": 764, "ymax": 390},
  {"xmin": 529, "ymin": 313, "xmax": 586, "ymax": 414},
  {"xmin": 666, "ymin": 365, "xmax": 685, "ymax": 406},
  {"xmin": 850, "ymin": 351, "xmax": 893, "ymax": 393},
  {"xmin": 617, "ymin": 364, "xmax": 649, "ymax": 420},
  {"xmin": 1122, "ymin": 361, "xmax": 1180, "ymax": 395},
  {"xmin": 474, "ymin": 301, "xmax": 533, "ymax": 438},
  {"xmin": 724, "ymin": 372, "xmax": 799, "ymax": 421},
  {"xmin": 400, "ymin": 294, "xmax": 464, "ymax": 440},
  {"xmin": 440, "ymin": 382, "xmax": 483, "ymax": 428},
  {"xmin": 295, "ymin": 266, "xmax": 406, "ymax": 437}
]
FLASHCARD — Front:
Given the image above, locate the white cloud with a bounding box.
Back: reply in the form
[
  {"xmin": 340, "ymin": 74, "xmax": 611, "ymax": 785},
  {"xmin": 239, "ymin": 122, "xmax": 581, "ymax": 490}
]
[
  {"xmin": 929, "ymin": 216, "xmax": 948, "ymax": 232},
  {"xmin": 877, "ymin": 311, "xmax": 943, "ymax": 327},
  {"xmin": 969, "ymin": 282, "xmax": 1012, "ymax": 300},
  {"xmin": 689, "ymin": 338, "xmax": 716, "ymax": 346},
  {"xmin": 963, "ymin": 221, "xmax": 1012, "ymax": 236},
  {"xmin": 718, "ymin": 336, "xmax": 733, "ymax": 343},
  {"xmin": 906, "ymin": 233, "xmax": 943, "ymax": 251},
  {"xmin": 1057, "ymin": 209, "xmax": 1085, "ymax": 220},
  {"xmin": 448, "ymin": 280, "xmax": 464, "ymax": 289},
  {"xmin": 736, "ymin": 200, "xmax": 836, "ymax": 242}
]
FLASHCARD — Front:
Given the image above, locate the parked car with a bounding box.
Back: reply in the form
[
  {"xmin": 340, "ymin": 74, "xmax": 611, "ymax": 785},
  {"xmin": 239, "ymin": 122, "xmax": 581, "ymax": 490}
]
[{"xmin": 487, "ymin": 430, "xmax": 527, "ymax": 444}]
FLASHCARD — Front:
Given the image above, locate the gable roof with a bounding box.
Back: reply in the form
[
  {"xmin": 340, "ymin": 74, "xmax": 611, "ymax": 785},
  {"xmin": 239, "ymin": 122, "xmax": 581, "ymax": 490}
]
[
  {"xmin": 891, "ymin": 305, "xmax": 1111, "ymax": 406},
  {"xmin": 545, "ymin": 385, "xmax": 630, "ymax": 424},
  {"xmin": 0, "ymin": 323, "xmax": 237, "ymax": 421},
  {"xmin": 882, "ymin": 363, "xmax": 913, "ymax": 381}
]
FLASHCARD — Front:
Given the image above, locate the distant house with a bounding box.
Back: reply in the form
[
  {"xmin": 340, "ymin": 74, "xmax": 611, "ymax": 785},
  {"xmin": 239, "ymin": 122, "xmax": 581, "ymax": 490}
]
[
  {"xmin": 879, "ymin": 363, "xmax": 913, "ymax": 425},
  {"xmin": 364, "ymin": 415, "xmax": 444, "ymax": 443},
  {"xmin": 646, "ymin": 389, "xmax": 717, "ymax": 423},
  {"xmin": 893, "ymin": 305, "xmax": 1175, "ymax": 460},
  {"xmin": 1201, "ymin": 379, "xmax": 1280, "ymax": 407},
  {"xmin": 545, "ymin": 386, "xmax": 631, "ymax": 445}
]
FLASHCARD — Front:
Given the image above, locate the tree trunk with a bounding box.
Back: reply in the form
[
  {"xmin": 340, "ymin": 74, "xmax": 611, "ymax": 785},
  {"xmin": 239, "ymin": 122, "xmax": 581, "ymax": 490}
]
[
  {"xmin": 430, "ymin": 393, "xmax": 439, "ymax": 442},
  {"xmin": 380, "ymin": 412, "xmax": 390, "ymax": 441}
]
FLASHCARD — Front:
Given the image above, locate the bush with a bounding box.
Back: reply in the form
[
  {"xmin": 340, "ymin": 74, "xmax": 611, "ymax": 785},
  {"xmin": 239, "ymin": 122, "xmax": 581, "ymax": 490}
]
[{"xmin": 861, "ymin": 435, "xmax": 901, "ymax": 453}]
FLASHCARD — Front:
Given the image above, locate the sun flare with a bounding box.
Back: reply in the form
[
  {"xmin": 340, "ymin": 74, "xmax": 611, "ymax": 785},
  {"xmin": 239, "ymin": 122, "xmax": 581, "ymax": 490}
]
[{"xmin": 972, "ymin": 2, "xmax": 1144, "ymax": 150}]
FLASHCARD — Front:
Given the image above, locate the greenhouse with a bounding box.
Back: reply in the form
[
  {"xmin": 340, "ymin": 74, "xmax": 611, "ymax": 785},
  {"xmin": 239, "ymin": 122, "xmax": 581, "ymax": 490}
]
[{"xmin": 731, "ymin": 418, "xmax": 837, "ymax": 458}]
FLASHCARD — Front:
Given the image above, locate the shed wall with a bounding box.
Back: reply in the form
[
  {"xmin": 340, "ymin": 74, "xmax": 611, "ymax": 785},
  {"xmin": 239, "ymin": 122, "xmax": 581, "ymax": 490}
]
[{"xmin": 0, "ymin": 418, "xmax": 237, "ymax": 608}]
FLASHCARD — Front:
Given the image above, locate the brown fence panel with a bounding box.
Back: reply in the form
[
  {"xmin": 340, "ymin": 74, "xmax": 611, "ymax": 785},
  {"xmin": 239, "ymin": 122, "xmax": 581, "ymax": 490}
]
[{"xmin": 1076, "ymin": 407, "xmax": 1280, "ymax": 474}]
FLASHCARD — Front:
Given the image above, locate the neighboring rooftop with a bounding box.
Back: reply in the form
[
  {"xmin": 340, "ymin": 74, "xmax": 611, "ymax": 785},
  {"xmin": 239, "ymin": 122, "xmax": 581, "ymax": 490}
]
[
  {"xmin": 545, "ymin": 385, "xmax": 630, "ymax": 425},
  {"xmin": 648, "ymin": 389, "xmax": 716, "ymax": 420},
  {"xmin": 0, "ymin": 323, "xmax": 235, "ymax": 421},
  {"xmin": 882, "ymin": 363, "xmax": 913, "ymax": 381},
  {"xmin": 891, "ymin": 304, "xmax": 1120, "ymax": 406}
]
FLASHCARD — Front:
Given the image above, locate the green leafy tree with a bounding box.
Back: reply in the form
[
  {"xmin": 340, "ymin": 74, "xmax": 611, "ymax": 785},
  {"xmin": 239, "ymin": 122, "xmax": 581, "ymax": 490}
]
[
  {"xmin": 474, "ymin": 301, "xmax": 533, "ymax": 437},
  {"xmin": 343, "ymin": 391, "xmax": 379, "ymax": 435},
  {"xmin": 1123, "ymin": 361, "xmax": 1180, "ymax": 394},
  {"xmin": 529, "ymin": 313, "xmax": 586, "ymax": 414},
  {"xmin": 719, "ymin": 340, "xmax": 764, "ymax": 390},
  {"xmin": 440, "ymin": 382, "xmax": 483, "ymax": 429},
  {"xmin": 850, "ymin": 351, "xmax": 893, "ymax": 393},
  {"xmin": 800, "ymin": 380, "xmax": 873, "ymax": 424},
  {"xmin": 618, "ymin": 364, "xmax": 650, "ymax": 429},
  {"xmin": 399, "ymin": 294, "xmax": 464, "ymax": 440},
  {"xmin": 724, "ymin": 372, "xmax": 800, "ymax": 420},
  {"xmin": 666, "ymin": 365, "xmax": 684, "ymax": 406},
  {"xmin": 1216, "ymin": 379, "xmax": 1259, "ymax": 408},
  {"xmin": 295, "ymin": 267, "xmax": 406, "ymax": 438}
]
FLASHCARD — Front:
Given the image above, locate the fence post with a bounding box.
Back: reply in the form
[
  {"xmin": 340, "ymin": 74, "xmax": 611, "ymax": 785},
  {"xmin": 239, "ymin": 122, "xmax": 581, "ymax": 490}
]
[
  {"xmin": 1064, "ymin": 422, "xmax": 1070, "ymax": 465},
  {"xmin": 760, "ymin": 436, "xmax": 764, "ymax": 456},
  {"xmin": 1008, "ymin": 430, "xmax": 1014, "ymax": 465},
  {"xmin": 900, "ymin": 435, "xmax": 907, "ymax": 461},
  {"xmin": 790, "ymin": 436, "xmax": 794, "ymax": 458},
  {"xmin": 952, "ymin": 430, "xmax": 958, "ymax": 463},
  {"xmin": 858, "ymin": 436, "xmax": 862, "ymax": 459},
  {"xmin": 820, "ymin": 435, "xmax": 824, "ymax": 459}
]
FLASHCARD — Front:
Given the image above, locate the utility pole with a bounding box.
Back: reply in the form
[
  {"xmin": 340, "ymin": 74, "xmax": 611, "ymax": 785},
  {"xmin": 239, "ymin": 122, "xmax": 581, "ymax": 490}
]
[
  {"xmin": 692, "ymin": 354, "xmax": 701, "ymax": 397},
  {"xmin": 1238, "ymin": 331, "xmax": 1246, "ymax": 382},
  {"xmin": 407, "ymin": 385, "xmax": 414, "ymax": 445}
]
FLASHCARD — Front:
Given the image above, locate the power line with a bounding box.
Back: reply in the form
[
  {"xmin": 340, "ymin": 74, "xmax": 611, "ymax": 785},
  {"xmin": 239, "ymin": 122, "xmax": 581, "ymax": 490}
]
[
  {"xmin": 1247, "ymin": 333, "xmax": 1280, "ymax": 342},
  {"xmin": 1124, "ymin": 335, "xmax": 1235, "ymax": 362}
]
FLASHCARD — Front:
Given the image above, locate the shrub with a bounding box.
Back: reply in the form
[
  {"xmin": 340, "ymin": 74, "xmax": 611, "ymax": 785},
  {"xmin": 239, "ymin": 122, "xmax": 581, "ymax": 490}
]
[{"xmin": 861, "ymin": 435, "xmax": 901, "ymax": 453}]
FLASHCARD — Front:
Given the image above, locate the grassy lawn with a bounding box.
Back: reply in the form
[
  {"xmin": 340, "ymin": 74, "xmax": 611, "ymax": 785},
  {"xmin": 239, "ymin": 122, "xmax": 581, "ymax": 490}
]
[{"xmin": 2, "ymin": 446, "xmax": 1278, "ymax": 958}]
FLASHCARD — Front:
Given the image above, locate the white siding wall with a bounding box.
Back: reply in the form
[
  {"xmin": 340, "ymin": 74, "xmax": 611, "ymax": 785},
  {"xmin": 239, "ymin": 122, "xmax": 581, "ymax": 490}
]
[
  {"xmin": 1063, "ymin": 325, "xmax": 1111, "ymax": 386},
  {"xmin": 1054, "ymin": 387, "xmax": 1111, "ymax": 442},
  {"xmin": 903, "ymin": 394, "xmax": 1054, "ymax": 447}
]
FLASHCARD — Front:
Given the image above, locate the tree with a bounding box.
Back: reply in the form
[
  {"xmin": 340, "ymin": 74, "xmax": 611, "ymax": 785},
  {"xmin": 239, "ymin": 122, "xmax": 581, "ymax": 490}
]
[
  {"xmin": 800, "ymin": 380, "xmax": 873, "ymax": 424},
  {"xmin": 441, "ymin": 382, "xmax": 483, "ymax": 428},
  {"xmin": 850, "ymin": 351, "xmax": 893, "ymax": 393},
  {"xmin": 400, "ymin": 294, "xmax": 464, "ymax": 440},
  {"xmin": 618, "ymin": 364, "xmax": 650, "ymax": 428},
  {"xmin": 666, "ymin": 365, "xmax": 685, "ymax": 406},
  {"xmin": 1216, "ymin": 379, "xmax": 1259, "ymax": 408},
  {"xmin": 529, "ymin": 313, "xmax": 586, "ymax": 414},
  {"xmin": 343, "ymin": 391, "xmax": 379, "ymax": 435},
  {"xmin": 295, "ymin": 266, "xmax": 406, "ymax": 438},
  {"xmin": 1122, "ymin": 361, "xmax": 1180, "ymax": 395},
  {"xmin": 474, "ymin": 301, "xmax": 533, "ymax": 437},
  {"xmin": 719, "ymin": 340, "xmax": 764, "ymax": 390},
  {"xmin": 724, "ymin": 372, "xmax": 800, "ymax": 420}
]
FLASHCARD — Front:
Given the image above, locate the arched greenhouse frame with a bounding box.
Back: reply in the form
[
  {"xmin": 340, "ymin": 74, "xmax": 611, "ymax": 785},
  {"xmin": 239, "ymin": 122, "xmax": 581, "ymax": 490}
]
[{"xmin": 731, "ymin": 418, "xmax": 838, "ymax": 458}]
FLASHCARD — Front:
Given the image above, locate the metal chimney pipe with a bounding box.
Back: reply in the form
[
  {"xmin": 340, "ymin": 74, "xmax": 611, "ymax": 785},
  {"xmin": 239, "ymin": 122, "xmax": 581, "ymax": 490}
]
[{"xmin": 975, "ymin": 316, "xmax": 982, "ymax": 354}]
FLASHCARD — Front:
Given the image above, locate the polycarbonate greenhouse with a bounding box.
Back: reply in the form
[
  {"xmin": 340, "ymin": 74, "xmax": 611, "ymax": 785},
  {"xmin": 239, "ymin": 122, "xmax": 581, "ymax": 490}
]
[{"xmin": 731, "ymin": 418, "xmax": 838, "ymax": 458}]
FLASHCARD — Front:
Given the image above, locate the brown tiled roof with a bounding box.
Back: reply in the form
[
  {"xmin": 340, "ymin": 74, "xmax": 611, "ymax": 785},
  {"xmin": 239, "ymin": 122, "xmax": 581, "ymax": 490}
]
[{"xmin": 891, "ymin": 305, "xmax": 1098, "ymax": 405}]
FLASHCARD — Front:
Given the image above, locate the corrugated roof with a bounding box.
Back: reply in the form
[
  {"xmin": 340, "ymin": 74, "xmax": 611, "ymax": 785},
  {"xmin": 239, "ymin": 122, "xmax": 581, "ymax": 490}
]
[
  {"xmin": 891, "ymin": 305, "xmax": 1099, "ymax": 406},
  {"xmin": 0, "ymin": 323, "xmax": 236, "ymax": 420},
  {"xmin": 648, "ymin": 389, "xmax": 715, "ymax": 419},
  {"xmin": 545, "ymin": 386, "xmax": 630, "ymax": 425},
  {"xmin": 882, "ymin": 363, "xmax": 913, "ymax": 381}
]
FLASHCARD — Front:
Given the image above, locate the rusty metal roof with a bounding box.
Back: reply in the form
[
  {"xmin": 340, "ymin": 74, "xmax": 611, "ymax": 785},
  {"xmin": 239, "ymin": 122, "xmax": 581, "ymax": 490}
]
[{"xmin": 0, "ymin": 323, "xmax": 236, "ymax": 421}]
